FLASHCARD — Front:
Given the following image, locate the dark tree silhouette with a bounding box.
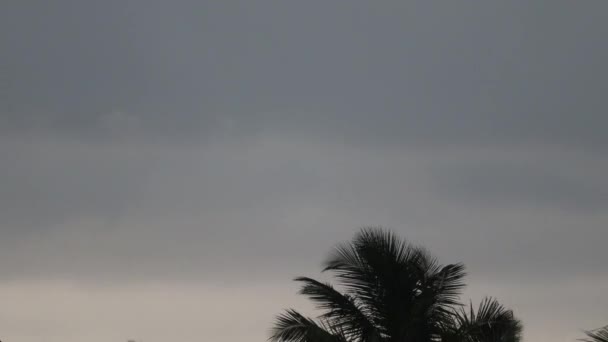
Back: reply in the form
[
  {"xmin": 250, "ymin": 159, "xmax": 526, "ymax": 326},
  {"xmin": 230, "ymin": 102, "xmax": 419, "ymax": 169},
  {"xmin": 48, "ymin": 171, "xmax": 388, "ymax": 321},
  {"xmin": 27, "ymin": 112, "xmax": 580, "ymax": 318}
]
[
  {"xmin": 582, "ymin": 326, "xmax": 608, "ymax": 342},
  {"xmin": 270, "ymin": 228, "xmax": 522, "ymax": 342}
]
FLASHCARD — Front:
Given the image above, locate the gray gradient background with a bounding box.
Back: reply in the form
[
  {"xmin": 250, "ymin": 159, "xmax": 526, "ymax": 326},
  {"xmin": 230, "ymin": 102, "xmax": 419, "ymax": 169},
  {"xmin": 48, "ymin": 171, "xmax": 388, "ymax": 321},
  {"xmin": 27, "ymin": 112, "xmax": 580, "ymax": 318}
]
[{"xmin": 1, "ymin": 1, "xmax": 607, "ymax": 341}]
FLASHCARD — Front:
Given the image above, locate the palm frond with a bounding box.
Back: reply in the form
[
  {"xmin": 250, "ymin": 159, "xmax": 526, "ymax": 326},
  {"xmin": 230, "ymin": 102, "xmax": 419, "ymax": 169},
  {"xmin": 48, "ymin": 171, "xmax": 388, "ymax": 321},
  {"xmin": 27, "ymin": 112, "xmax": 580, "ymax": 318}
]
[
  {"xmin": 420, "ymin": 262, "xmax": 467, "ymax": 310},
  {"xmin": 582, "ymin": 326, "xmax": 608, "ymax": 342},
  {"xmin": 295, "ymin": 277, "xmax": 380, "ymax": 341},
  {"xmin": 415, "ymin": 262, "xmax": 467, "ymax": 331},
  {"xmin": 269, "ymin": 309, "xmax": 346, "ymax": 342},
  {"xmin": 449, "ymin": 297, "xmax": 522, "ymax": 342},
  {"xmin": 323, "ymin": 228, "xmax": 423, "ymax": 275}
]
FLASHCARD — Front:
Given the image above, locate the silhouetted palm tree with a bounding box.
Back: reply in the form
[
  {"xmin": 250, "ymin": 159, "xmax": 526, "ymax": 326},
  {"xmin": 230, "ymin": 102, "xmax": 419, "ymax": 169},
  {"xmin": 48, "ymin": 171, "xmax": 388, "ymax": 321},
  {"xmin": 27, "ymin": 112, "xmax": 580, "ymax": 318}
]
[
  {"xmin": 270, "ymin": 228, "xmax": 521, "ymax": 342},
  {"xmin": 582, "ymin": 326, "xmax": 608, "ymax": 342}
]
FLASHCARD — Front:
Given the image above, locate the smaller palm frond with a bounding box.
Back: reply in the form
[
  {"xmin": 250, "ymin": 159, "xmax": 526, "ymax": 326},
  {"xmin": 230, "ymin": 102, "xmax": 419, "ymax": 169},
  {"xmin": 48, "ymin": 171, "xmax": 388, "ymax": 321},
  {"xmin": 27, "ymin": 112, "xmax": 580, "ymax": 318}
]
[
  {"xmin": 295, "ymin": 277, "xmax": 379, "ymax": 341},
  {"xmin": 448, "ymin": 297, "xmax": 522, "ymax": 342},
  {"xmin": 269, "ymin": 309, "xmax": 346, "ymax": 342},
  {"xmin": 582, "ymin": 326, "xmax": 608, "ymax": 342}
]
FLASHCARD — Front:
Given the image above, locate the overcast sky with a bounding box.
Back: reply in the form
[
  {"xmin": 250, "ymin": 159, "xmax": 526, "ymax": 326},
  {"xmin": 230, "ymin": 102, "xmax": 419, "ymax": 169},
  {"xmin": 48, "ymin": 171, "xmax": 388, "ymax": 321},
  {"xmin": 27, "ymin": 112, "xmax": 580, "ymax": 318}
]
[{"xmin": 1, "ymin": 1, "xmax": 607, "ymax": 341}]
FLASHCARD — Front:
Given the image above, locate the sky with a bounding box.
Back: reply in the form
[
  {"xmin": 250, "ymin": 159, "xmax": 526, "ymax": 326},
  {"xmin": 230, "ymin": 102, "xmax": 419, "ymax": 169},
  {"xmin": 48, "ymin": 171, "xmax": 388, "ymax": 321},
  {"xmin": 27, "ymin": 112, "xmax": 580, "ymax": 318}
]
[{"xmin": 1, "ymin": 1, "xmax": 607, "ymax": 341}]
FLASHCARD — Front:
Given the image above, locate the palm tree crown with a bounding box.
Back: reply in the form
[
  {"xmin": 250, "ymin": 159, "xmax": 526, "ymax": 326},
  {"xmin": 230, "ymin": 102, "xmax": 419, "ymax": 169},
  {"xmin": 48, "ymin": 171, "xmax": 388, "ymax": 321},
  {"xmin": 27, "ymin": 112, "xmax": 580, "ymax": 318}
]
[{"xmin": 270, "ymin": 228, "xmax": 522, "ymax": 342}]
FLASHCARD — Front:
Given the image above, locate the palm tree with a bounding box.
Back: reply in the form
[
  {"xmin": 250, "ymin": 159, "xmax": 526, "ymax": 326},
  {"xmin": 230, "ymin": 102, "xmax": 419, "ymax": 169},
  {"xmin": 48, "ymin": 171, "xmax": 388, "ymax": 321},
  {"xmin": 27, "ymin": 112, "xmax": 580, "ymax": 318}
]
[
  {"xmin": 270, "ymin": 228, "xmax": 521, "ymax": 342},
  {"xmin": 582, "ymin": 326, "xmax": 608, "ymax": 342}
]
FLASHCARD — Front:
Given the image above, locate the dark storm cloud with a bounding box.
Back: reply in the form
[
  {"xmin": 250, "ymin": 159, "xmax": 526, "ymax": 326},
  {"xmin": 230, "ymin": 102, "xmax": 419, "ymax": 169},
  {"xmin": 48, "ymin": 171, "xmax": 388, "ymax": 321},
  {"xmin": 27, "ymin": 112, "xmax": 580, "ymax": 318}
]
[{"xmin": 2, "ymin": 1, "xmax": 608, "ymax": 148}]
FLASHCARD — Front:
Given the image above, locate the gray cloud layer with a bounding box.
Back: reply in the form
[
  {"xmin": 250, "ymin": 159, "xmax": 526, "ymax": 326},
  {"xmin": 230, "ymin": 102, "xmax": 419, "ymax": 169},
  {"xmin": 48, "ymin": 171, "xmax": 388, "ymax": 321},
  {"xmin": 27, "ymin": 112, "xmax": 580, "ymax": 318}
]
[
  {"xmin": 1, "ymin": 1, "xmax": 607, "ymax": 341},
  {"xmin": 3, "ymin": 1, "xmax": 608, "ymax": 148}
]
